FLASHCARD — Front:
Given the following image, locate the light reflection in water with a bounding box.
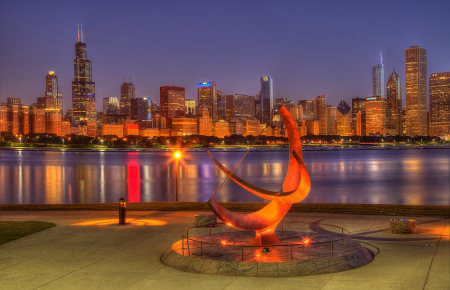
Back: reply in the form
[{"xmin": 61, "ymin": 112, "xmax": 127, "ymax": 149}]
[{"xmin": 0, "ymin": 150, "xmax": 448, "ymax": 205}]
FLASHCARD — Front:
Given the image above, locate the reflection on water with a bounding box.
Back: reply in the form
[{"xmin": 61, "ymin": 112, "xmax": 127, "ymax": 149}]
[{"xmin": 0, "ymin": 150, "xmax": 448, "ymax": 205}]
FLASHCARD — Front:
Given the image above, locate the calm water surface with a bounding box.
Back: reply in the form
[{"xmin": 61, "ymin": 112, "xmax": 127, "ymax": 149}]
[{"xmin": 0, "ymin": 149, "xmax": 448, "ymax": 205}]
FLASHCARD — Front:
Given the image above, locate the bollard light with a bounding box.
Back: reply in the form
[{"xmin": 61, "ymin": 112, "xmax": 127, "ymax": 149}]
[{"xmin": 119, "ymin": 198, "xmax": 126, "ymax": 224}]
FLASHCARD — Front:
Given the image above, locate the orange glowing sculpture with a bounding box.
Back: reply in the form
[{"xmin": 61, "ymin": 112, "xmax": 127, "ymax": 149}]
[{"xmin": 207, "ymin": 106, "xmax": 311, "ymax": 245}]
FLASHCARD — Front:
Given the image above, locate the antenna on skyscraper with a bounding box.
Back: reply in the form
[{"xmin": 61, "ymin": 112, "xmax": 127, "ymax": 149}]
[
  {"xmin": 380, "ymin": 51, "xmax": 382, "ymax": 65},
  {"xmin": 81, "ymin": 24, "xmax": 84, "ymax": 43},
  {"xmin": 77, "ymin": 25, "xmax": 80, "ymax": 42}
]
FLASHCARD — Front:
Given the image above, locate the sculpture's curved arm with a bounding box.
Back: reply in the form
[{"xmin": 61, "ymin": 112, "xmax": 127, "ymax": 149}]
[{"xmin": 206, "ymin": 149, "xmax": 298, "ymax": 200}]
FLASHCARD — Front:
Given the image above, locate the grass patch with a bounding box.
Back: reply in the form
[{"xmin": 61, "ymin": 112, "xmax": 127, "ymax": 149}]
[
  {"xmin": 0, "ymin": 221, "xmax": 56, "ymax": 245},
  {"xmin": 1, "ymin": 202, "xmax": 448, "ymax": 217}
]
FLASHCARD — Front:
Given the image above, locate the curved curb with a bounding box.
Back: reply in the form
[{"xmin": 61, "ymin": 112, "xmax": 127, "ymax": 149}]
[{"xmin": 161, "ymin": 240, "xmax": 373, "ymax": 277}]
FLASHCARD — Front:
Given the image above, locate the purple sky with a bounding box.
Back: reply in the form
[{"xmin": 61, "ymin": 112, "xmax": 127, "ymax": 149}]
[{"xmin": 1, "ymin": 0, "xmax": 449, "ymax": 113}]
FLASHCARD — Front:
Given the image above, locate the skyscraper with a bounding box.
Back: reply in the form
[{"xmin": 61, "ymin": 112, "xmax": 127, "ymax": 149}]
[
  {"xmin": 298, "ymin": 100, "xmax": 314, "ymax": 120},
  {"xmin": 120, "ymin": 81, "xmax": 136, "ymax": 119},
  {"xmin": 197, "ymin": 82, "xmax": 217, "ymax": 120},
  {"xmin": 72, "ymin": 26, "xmax": 95, "ymax": 121},
  {"xmin": 336, "ymin": 100, "xmax": 352, "ymax": 136},
  {"xmin": 217, "ymin": 90, "xmax": 226, "ymax": 121},
  {"xmin": 373, "ymin": 52, "xmax": 384, "ymax": 99},
  {"xmin": 160, "ymin": 85, "xmax": 185, "ymax": 129},
  {"xmin": 386, "ymin": 70, "xmax": 403, "ymax": 135},
  {"xmin": 405, "ymin": 45, "xmax": 427, "ymax": 136},
  {"xmin": 326, "ymin": 106, "xmax": 337, "ymax": 135},
  {"xmin": 260, "ymin": 76, "xmax": 273, "ymax": 124},
  {"xmin": 131, "ymin": 97, "xmax": 152, "ymax": 122},
  {"xmin": 103, "ymin": 97, "xmax": 120, "ymax": 114},
  {"xmin": 352, "ymin": 97, "xmax": 366, "ymax": 136},
  {"xmin": 366, "ymin": 96, "xmax": 385, "ymax": 135},
  {"xmin": 45, "ymin": 71, "xmax": 63, "ymax": 115},
  {"xmin": 314, "ymin": 95, "xmax": 327, "ymax": 135},
  {"xmin": 225, "ymin": 94, "xmax": 255, "ymax": 121},
  {"xmin": 429, "ymin": 72, "xmax": 450, "ymax": 137}
]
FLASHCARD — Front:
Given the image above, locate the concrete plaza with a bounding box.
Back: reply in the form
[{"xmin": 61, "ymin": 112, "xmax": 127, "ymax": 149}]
[{"xmin": 0, "ymin": 210, "xmax": 448, "ymax": 290}]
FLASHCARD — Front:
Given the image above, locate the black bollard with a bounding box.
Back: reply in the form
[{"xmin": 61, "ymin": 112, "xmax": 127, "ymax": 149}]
[{"xmin": 119, "ymin": 198, "xmax": 126, "ymax": 224}]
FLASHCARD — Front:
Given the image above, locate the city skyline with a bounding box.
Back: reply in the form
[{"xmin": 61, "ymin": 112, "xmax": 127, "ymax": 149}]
[{"xmin": 1, "ymin": 1, "xmax": 449, "ymax": 112}]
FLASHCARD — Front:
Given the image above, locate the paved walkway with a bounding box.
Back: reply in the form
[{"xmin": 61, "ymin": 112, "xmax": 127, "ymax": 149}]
[{"xmin": 0, "ymin": 211, "xmax": 448, "ymax": 290}]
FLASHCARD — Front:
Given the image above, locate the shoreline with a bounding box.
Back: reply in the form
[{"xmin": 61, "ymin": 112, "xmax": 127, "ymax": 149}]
[
  {"xmin": 1, "ymin": 145, "xmax": 449, "ymax": 152},
  {"xmin": 1, "ymin": 202, "xmax": 448, "ymax": 216}
]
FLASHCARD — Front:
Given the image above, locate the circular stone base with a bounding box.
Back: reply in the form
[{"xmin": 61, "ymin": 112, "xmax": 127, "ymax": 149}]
[{"xmin": 161, "ymin": 231, "xmax": 373, "ymax": 277}]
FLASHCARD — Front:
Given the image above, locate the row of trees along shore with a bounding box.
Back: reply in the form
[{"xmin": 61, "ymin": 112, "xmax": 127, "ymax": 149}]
[{"xmin": 0, "ymin": 132, "xmax": 441, "ymax": 148}]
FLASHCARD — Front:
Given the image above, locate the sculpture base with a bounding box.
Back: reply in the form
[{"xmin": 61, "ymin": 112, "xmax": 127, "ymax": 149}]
[{"xmin": 161, "ymin": 231, "xmax": 373, "ymax": 277}]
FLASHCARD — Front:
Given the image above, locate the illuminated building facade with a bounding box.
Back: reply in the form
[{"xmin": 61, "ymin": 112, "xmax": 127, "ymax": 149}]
[
  {"xmin": 123, "ymin": 121, "xmax": 139, "ymax": 136},
  {"xmin": 0, "ymin": 105, "xmax": 7, "ymax": 132},
  {"xmin": 217, "ymin": 90, "xmax": 226, "ymax": 121},
  {"xmin": 131, "ymin": 97, "xmax": 151, "ymax": 122},
  {"xmin": 139, "ymin": 128, "xmax": 160, "ymax": 138},
  {"xmin": 72, "ymin": 26, "xmax": 95, "ymax": 121},
  {"xmin": 373, "ymin": 52, "xmax": 384, "ymax": 99},
  {"xmin": 336, "ymin": 100, "xmax": 352, "ymax": 136},
  {"xmin": 229, "ymin": 121, "xmax": 243, "ymax": 135},
  {"xmin": 80, "ymin": 120, "xmax": 96, "ymax": 137},
  {"xmin": 261, "ymin": 76, "xmax": 273, "ymax": 124},
  {"xmin": 85, "ymin": 99, "xmax": 97, "ymax": 121},
  {"xmin": 197, "ymin": 82, "xmax": 217, "ymax": 120},
  {"xmin": 45, "ymin": 109, "xmax": 62, "ymax": 136},
  {"xmin": 61, "ymin": 120, "xmax": 71, "ymax": 136},
  {"xmin": 295, "ymin": 104, "xmax": 303, "ymax": 121},
  {"xmin": 305, "ymin": 120, "xmax": 319, "ymax": 135},
  {"xmin": 185, "ymin": 99, "xmax": 196, "ymax": 116},
  {"xmin": 298, "ymin": 100, "xmax": 314, "ymax": 120},
  {"xmin": 102, "ymin": 124, "xmax": 124, "ymax": 138},
  {"xmin": 326, "ymin": 106, "xmax": 336, "ymax": 135},
  {"xmin": 365, "ymin": 96, "xmax": 385, "ymax": 135},
  {"xmin": 18, "ymin": 106, "xmax": 29, "ymax": 135},
  {"xmin": 297, "ymin": 120, "xmax": 307, "ymax": 137},
  {"xmin": 103, "ymin": 97, "xmax": 120, "ymax": 114},
  {"xmin": 120, "ymin": 81, "xmax": 135, "ymax": 119},
  {"xmin": 314, "ymin": 95, "xmax": 327, "ymax": 135},
  {"xmin": 352, "ymin": 97, "xmax": 366, "ymax": 136},
  {"xmin": 242, "ymin": 119, "xmax": 260, "ymax": 136},
  {"xmin": 171, "ymin": 117, "xmax": 198, "ymax": 136},
  {"xmin": 197, "ymin": 105, "xmax": 212, "ymax": 136},
  {"xmin": 386, "ymin": 70, "xmax": 403, "ymax": 135},
  {"xmin": 212, "ymin": 121, "xmax": 230, "ymax": 138},
  {"xmin": 38, "ymin": 96, "xmax": 56, "ymax": 109},
  {"xmin": 30, "ymin": 108, "xmax": 45, "ymax": 133},
  {"xmin": 225, "ymin": 94, "xmax": 256, "ymax": 121},
  {"xmin": 45, "ymin": 71, "xmax": 63, "ymax": 114},
  {"xmin": 405, "ymin": 45, "xmax": 427, "ymax": 136},
  {"xmin": 160, "ymin": 85, "xmax": 185, "ymax": 129},
  {"xmin": 429, "ymin": 72, "xmax": 450, "ymax": 136},
  {"xmin": 7, "ymin": 105, "xmax": 19, "ymax": 134}
]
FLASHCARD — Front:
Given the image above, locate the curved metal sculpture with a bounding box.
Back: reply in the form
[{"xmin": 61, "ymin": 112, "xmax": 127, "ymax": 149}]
[{"xmin": 207, "ymin": 106, "xmax": 311, "ymax": 245}]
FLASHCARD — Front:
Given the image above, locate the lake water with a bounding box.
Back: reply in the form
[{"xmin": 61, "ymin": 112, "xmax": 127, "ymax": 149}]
[{"xmin": 0, "ymin": 149, "xmax": 448, "ymax": 205}]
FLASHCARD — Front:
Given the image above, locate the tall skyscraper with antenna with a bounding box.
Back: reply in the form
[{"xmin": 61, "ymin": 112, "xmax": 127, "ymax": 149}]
[
  {"xmin": 373, "ymin": 52, "xmax": 384, "ymax": 99},
  {"xmin": 72, "ymin": 25, "xmax": 96, "ymax": 121}
]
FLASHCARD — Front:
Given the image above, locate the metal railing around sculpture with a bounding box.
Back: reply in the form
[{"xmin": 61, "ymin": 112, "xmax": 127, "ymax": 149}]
[{"xmin": 180, "ymin": 221, "xmax": 354, "ymax": 262}]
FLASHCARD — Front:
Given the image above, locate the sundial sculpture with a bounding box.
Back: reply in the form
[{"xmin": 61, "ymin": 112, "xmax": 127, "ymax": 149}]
[{"xmin": 206, "ymin": 106, "xmax": 311, "ymax": 246}]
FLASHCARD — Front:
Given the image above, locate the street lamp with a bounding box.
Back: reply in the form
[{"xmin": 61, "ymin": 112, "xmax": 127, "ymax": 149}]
[{"xmin": 174, "ymin": 151, "xmax": 181, "ymax": 202}]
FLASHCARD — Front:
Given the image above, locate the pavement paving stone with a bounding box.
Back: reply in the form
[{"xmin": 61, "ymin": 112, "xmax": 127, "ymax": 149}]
[
  {"xmin": 0, "ymin": 211, "xmax": 448, "ymax": 290},
  {"xmin": 126, "ymin": 266, "xmax": 236, "ymax": 290}
]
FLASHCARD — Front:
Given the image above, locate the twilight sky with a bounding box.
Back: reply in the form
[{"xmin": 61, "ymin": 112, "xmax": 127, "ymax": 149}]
[{"xmin": 0, "ymin": 0, "xmax": 449, "ymax": 113}]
